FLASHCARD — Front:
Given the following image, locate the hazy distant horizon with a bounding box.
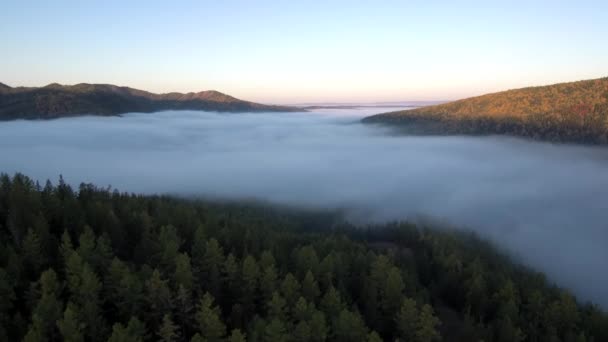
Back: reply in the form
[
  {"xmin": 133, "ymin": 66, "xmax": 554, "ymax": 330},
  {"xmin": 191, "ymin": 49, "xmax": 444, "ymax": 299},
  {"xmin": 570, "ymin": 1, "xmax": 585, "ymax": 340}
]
[{"xmin": 2, "ymin": 1, "xmax": 607, "ymax": 103}]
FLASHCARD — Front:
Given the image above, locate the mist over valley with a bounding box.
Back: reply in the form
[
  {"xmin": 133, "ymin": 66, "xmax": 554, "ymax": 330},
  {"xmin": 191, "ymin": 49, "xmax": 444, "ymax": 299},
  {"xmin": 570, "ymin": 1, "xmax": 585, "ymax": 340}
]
[{"xmin": 2, "ymin": 108, "xmax": 607, "ymax": 308}]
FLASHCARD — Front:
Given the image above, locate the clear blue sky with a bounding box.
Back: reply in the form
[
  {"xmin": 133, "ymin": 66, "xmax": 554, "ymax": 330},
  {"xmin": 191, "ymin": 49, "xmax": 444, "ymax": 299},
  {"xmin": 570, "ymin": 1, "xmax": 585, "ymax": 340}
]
[{"xmin": 1, "ymin": 1, "xmax": 607, "ymax": 103}]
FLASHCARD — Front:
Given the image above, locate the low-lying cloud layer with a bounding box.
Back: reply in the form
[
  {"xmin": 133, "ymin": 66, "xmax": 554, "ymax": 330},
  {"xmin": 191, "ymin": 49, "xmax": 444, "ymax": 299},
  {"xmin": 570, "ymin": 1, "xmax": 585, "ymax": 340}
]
[{"xmin": 1, "ymin": 109, "xmax": 607, "ymax": 308}]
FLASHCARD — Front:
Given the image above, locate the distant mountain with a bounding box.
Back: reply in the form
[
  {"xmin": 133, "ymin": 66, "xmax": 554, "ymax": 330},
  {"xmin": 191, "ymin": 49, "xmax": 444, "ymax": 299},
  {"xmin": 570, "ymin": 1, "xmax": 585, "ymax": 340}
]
[
  {"xmin": 363, "ymin": 77, "xmax": 608, "ymax": 144},
  {"xmin": 0, "ymin": 83, "xmax": 302, "ymax": 120}
]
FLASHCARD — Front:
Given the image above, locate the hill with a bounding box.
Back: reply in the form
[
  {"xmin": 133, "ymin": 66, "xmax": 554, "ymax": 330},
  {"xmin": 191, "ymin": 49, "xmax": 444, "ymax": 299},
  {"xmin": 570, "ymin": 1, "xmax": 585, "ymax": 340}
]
[
  {"xmin": 0, "ymin": 83, "xmax": 301, "ymax": 120},
  {"xmin": 363, "ymin": 77, "xmax": 608, "ymax": 144},
  {"xmin": 1, "ymin": 173, "xmax": 606, "ymax": 341}
]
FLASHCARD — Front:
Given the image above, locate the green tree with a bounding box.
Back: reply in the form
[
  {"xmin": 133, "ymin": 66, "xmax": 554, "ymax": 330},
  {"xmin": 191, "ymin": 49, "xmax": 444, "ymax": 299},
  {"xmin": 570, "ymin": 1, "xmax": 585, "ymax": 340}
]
[
  {"xmin": 264, "ymin": 318, "xmax": 288, "ymax": 342},
  {"xmin": 229, "ymin": 329, "xmax": 247, "ymax": 342},
  {"xmin": 259, "ymin": 250, "xmax": 276, "ymax": 270},
  {"xmin": 241, "ymin": 255, "xmax": 260, "ymax": 314},
  {"xmin": 71, "ymin": 262, "xmax": 105, "ymax": 341},
  {"xmin": 494, "ymin": 317, "xmax": 524, "ymax": 342},
  {"xmin": 27, "ymin": 269, "xmax": 63, "ymax": 341},
  {"xmin": 382, "ymin": 267, "xmax": 404, "ymax": 316},
  {"xmin": 200, "ymin": 239, "xmax": 224, "ymax": 299},
  {"xmin": 0, "ymin": 268, "xmax": 16, "ymax": 340},
  {"xmin": 395, "ymin": 297, "xmax": 417, "ymax": 341},
  {"xmin": 222, "ymin": 253, "xmax": 240, "ymax": 303},
  {"xmin": 57, "ymin": 302, "xmax": 84, "ymax": 342},
  {"xmin": 294, "ymin": 320, "xmax": 311, "ymax": 342},
  {"xmin": 60, "ymin": 229, "xmax": 75, "ymax": 264},
  {"xmin": 302, "ymin": 271, "xmax": 320, "ymax": 303},
  {"xmin": 174, "ymin": 253, "xmax": 194, "ymax": 291},
  {"xmin": 77, "ymin": 225, "xmax": 96, "ymax": 265},
  {"xmin": 92, "ymin": 233, "xmax": 113, "ymax": 272},
  {"xmin": 367, "ymin": 331, "xmax": 383, "ymax": 342},
  {"xmin": 281, "ymin": 273, "xmax": 301, "ymax": 308},
  {"xmin": 260, "ymin": 264, "xmax": 278, "ymax": 304},
  {"xmin": 320, "ymin": 286, "xmax": 343, "ymax": 319},
  {"xmin": 309, "ymin": 311, "xmax": 328, "ymax": 342},
  {"xmin": 175, "ymin": 284, "xmax": 194, "ymax": 337},
  {"xmin": 293, "ymin": 297, "xmax": 314, "ymax": 322},
  {"xmin": 22, "ymin": 228, "xmax": 44, "ymax": 275},
  {"xmin": 158, "ymin": 225, "xmax": 181, "ymax": 273},
  {"xmin": 195, "ymin": 292, "xmax": 226, "ymax": 342},
  {"xmin": 334, "ymin": 309, "xmax": 368, "ymax": 342},
  {"xmin": 296, "ymin": 246, "xmax": 320, "ymax": 278},
  {"xmin": 415, "ymin": 304, "xmax": 441, "ymax": 342},
  {"xmin": 145, "ymin": 269, "xmax": 173, "ymax": 326},
  {"xmin": 157, "ymin": 314, "xmax": 180, "ymax": 342},
  {"xmin": 107, "ymin": 317, "xmax": 146, "ymax": 342},
  {"xmin": 267, "ymin": 291, "xmax": 287, "ymax": 318}
]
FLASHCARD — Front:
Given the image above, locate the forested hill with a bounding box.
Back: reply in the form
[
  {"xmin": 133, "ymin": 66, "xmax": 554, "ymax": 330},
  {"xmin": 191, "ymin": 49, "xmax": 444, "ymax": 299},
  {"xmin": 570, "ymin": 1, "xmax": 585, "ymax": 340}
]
[
  {"xmin": 363, "ymin": 77, "xmax": 608, "ymax": 144},
  {"xmin": 0, "ymin": 83, "xmax": 301, "ymax": 120},
  {"xmin": 1, "ymin": 173, "xmax": 607, "ymax": 341}
]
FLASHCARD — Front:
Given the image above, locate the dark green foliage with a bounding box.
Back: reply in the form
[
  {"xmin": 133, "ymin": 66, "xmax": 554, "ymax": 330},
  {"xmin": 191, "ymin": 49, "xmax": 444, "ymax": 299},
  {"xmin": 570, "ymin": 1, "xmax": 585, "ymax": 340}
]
[{"xmin": 0, "ymin": 173, "xmax": 606, "ymax": 341}]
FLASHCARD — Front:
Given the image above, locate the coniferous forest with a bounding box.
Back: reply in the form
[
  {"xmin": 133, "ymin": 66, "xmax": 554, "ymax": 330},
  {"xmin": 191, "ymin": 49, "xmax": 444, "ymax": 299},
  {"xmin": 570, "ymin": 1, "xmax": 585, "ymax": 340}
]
[{"xmin": 1, "ymin": 173, "xmax": 607, "ymax": 342}]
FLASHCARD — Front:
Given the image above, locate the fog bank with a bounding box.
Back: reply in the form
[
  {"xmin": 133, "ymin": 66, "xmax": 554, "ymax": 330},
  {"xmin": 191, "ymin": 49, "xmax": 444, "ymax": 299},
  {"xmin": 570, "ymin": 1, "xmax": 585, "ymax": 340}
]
[{"xmin": 1, "ymin": 109, "xmax": 607, "ymax": 308}]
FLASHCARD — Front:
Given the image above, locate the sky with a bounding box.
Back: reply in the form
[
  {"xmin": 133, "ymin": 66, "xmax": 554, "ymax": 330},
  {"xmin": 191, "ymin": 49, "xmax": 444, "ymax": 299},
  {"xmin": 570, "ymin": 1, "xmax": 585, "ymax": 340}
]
[{"xmin": 1, "ymin": 0, "xmax": 607, "ymax": 103}]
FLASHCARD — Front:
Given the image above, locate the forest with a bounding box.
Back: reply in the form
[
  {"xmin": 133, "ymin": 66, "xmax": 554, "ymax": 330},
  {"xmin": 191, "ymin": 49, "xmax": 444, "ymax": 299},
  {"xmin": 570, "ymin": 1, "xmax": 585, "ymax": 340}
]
[
  {"xmin": 1, "ymin": 173, "xmax": 607, "ymax": 342},
  {"xmin": 363, "ymin": 77, "xmax": 608, "ymax": 144},
  {"xmin": 0, "ymin": 83, "xmax": 300, "ymax": 120}
]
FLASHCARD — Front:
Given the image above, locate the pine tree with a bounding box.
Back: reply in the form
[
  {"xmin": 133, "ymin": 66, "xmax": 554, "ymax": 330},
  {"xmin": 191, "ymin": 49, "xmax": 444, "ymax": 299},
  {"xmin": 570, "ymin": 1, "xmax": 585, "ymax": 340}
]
[
  {"xmin": 174, "ymin": 253, "xmax": 194, "ymax": 291},
  {"xmin": 158, "ymin": 225, "xmax": 181, "ymax": 273},
  {"xmin": 157, "ymin": 314, "xmax": 180, "ymax": 342},
  {"xmin": 296, "ymin": 246, "xmax": 319, "ymax": 278},
  {"xmin": 302, "ymin": 271, "xmax": 320, "ymax": 303},
  {"xmin": 494, "ymin": 317, "xmax": 524, "ymax": 342},
  {"xmin": 73, "ymin": 263, "xmax": 105, "ymax": 341},
  {"xmin": 175, "ymin": 284, "xmax": 194, "ymax": 337},
  {"xmin": 200, "ymin": 239, "xmax": 224, "ymax": 299},
  {"xmin": 395, "ymin": 297, "xmax": 418, "ymax": 341},
  {"xmin": 280, "ymin": 273, "xmax": 301, "ymax": 308},
  {"xmin": 57, "ymin": 302, "xmax": 84, "ymax": 342},
  {"xmin": 309, "ymin": 311, "xmax": 328, "ymax": 342},
  {"xmin": 195, "ymin": 292, "xmax": 226, "ymax": 342},
  {"xmin": 367, "ymin": 331, "xmax": 383, "ymax": 342},
  {"xmin": 264, "ymin": 318, "xmax": 288, "ymax": 342},
  {"xmin": 267, "ymin": 291, "xmax": 287, "ymax": 318},
  {"xmin": 259, "ymin": 250, "xmax": 276, "ymax": 270},
  {"xmin": 0, "ymin": 268, "xmax": 16, "ymax": 340},
  {"xmin": 60, "ymin": 229, "xmax": 75, "ymax": 264},
  {"xmin": 229, "ymin": 329, "xmax": 247, "ymax": 342},
  {"xmin": 415, "ymin": 304, "xmax": 441, "ymax": 342},
  {"xmin": 294, "ymin": 320, "xmax": 311, "ymax": 342},
  {"xmin": 382, "ymin": 267, "xmax": 404, "ymax": 316},
  {"xmin": 92, "ymin": 233, "xmax": 113, "ymax": 272},
  {"xmin": 22, "ymin": 228, "xmax": 44, "ymax": 275},
  {"xmin": 27, "ymin": 269, "xmax": 63, "ymax": 341},
  {"xmin": 260, "ymin": 264, "xmax": 278, "ymax": 304},
  {"xmin": 107, "ymin": 317, "xmax": 145, "ymax": 342},
  {"xmin": 77, "ymin": 225, "xmax": 96, "ymax": 265},
  {"xmin": 334, "ymin": 309, "xmax": 368, "ymax": 342},
  {"xmin": 320, "ymin": 286, "xmax": 343, "ymax": 319},
  {"xmin": 293, "ymin": 297, "xmax": 314, "ymax": 322},
  {"xmin": 222, "ymin": 253, "xmax": 240, "ymax": 303},
  {"xmin": 145, "ymin": 269, "xmax": 173, "ymax": 327},
  {"xmin": 241, "ymin": 255, "xmax": 260, "ymax": 314}
]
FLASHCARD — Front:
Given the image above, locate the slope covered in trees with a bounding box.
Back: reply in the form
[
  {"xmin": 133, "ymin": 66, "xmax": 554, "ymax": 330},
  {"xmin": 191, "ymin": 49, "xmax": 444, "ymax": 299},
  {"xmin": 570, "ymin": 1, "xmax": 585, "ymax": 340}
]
[
  {"xmin": 0, "ymin": 173, "xmax": 606, "ymax": 341},
  {"xmin": 0, "ymin": 83, "xmax": 301, "ymax": 120},
  {"xmin": 363, "ymin": 77, "xmax": 608, "ymax": 144}
]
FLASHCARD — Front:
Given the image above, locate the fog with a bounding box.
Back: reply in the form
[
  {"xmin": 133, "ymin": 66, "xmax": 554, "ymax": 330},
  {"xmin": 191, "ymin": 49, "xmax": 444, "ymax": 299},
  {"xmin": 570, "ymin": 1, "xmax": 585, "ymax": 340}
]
[{"xmin": 1, "ymin": 109, "xmax": 607, "ymax": 308}]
